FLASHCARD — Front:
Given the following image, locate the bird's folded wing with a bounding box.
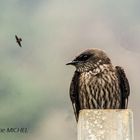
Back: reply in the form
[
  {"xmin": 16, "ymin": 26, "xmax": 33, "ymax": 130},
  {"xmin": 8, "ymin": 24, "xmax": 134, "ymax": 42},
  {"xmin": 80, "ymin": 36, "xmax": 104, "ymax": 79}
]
[
  {"xmin": 70, "ymin": 71, "xmax": 80, "ymax": 122},
  {"xmin": 115, "ymin": 66, "xmax": 130, "ymax": 109}
]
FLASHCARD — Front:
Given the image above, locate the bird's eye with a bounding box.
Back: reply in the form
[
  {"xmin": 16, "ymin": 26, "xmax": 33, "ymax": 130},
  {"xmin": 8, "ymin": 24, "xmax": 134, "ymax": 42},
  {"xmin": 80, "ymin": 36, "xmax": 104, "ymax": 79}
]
[{"xmin": 77, "ymin": 54, "xmax": 91, "ymax": 61}]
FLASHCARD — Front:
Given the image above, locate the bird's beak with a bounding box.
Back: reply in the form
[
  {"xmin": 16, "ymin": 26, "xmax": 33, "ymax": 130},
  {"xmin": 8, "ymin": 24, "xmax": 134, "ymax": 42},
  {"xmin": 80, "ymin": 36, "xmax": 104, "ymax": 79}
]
[{"xmin": 66, "ymin": 60, "xmax": 78, "ymax": 66}]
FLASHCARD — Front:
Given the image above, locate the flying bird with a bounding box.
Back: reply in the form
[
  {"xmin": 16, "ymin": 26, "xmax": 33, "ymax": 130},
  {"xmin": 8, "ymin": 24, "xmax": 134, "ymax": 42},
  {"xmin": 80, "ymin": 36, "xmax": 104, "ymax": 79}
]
[
  {"xmin": 15, "ymin": 35, "xmax": 22, "ymax": 47},
  {"xmin": 66, "ymin": 48, "xmax": 130, "ymax": 122}
]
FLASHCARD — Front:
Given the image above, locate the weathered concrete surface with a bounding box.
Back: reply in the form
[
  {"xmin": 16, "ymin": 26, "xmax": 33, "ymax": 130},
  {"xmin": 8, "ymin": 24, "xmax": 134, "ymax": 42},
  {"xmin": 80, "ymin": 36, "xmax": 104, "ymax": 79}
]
[{"xmin": 78, "ymin": 109, "xmax": 133, "ymax": 140}]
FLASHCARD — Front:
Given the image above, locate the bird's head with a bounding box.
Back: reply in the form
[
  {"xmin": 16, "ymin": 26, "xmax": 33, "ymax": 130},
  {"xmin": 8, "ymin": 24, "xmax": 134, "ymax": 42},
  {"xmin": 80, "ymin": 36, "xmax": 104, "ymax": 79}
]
[{"xmin": 66, "ymin": 48, "xmax": 111, "ymax": 72}]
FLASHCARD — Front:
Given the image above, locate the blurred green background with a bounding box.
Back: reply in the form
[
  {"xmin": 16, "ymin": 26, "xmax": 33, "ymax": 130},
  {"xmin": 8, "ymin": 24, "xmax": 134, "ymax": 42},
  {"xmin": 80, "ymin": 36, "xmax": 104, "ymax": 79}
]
[{"xmin": 0, "ymin": 0, "xmax": 140, "ymax": 140}]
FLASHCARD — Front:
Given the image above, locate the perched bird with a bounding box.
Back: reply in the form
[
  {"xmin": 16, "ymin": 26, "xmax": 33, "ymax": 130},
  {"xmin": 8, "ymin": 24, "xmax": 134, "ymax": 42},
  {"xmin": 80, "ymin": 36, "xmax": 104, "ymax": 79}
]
[
  {"xmin": 15, "ymin": 35, "xmax": 22, "ymax": 47},
  {"xmin": 66, "ymin": 48, "xmax": 130, "ymax": 122}
]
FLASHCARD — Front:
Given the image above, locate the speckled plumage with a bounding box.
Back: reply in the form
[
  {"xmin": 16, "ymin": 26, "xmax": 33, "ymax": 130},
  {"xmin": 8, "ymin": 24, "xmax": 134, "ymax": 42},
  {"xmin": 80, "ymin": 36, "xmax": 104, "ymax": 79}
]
[
  {"xmin": 78, "ymin": 64, "xmax": 120, "ymax": 109},
  {"xmin": 67, "ymin": 48, "xmax": 130, "ymax": 122}
]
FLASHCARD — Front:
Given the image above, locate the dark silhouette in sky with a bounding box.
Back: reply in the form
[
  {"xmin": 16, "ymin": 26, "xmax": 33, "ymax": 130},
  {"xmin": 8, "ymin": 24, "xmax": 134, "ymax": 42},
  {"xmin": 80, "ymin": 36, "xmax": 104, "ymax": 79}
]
[{"xmin": 15, "ymin": 35, "xmax": 22, "ymax": 47}]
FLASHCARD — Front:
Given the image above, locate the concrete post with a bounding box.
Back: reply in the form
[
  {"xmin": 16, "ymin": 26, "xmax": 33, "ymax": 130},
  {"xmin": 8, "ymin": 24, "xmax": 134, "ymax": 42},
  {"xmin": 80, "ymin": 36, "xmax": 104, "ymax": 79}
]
[{"xmin": 78, "ymin": 109, "xmax": 134, "ymax": 140}]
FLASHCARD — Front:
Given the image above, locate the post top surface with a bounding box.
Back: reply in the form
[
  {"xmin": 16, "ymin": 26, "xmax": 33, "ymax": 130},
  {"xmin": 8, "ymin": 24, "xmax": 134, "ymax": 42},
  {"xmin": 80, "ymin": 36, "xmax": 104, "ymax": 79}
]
[{"xmin": 79, "ymin": 109, "xmax": 133, "ymax": 114}]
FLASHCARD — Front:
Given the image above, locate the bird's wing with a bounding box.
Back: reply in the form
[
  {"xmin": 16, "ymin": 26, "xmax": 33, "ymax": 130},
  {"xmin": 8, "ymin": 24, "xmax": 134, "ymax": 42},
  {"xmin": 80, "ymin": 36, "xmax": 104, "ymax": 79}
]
[
  {"xmin": 70, "ymin": 71, "xmax": 80, "ymax": 122},
  {"xmin": 15, "ymin": 35, "xmax": 18, "ymax": 40},
  {"xmin": 18, "ymin": 41, "xmax": 22, "ymax": 47},
  {"xmin": 115, "ymin": 66, "xmax": 130, "ymax": 109}
]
